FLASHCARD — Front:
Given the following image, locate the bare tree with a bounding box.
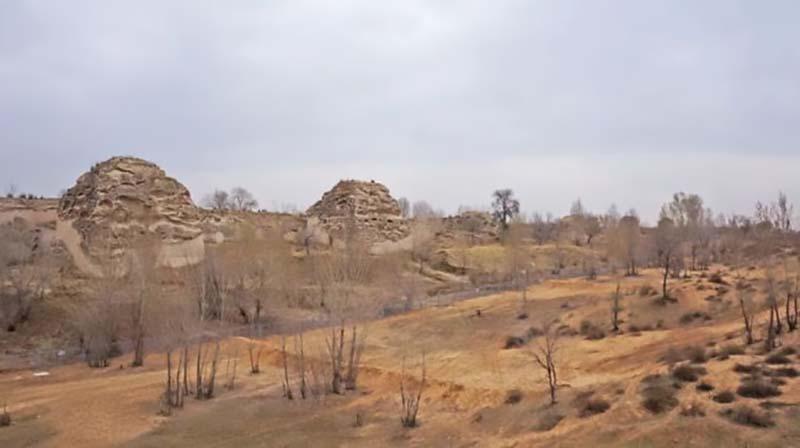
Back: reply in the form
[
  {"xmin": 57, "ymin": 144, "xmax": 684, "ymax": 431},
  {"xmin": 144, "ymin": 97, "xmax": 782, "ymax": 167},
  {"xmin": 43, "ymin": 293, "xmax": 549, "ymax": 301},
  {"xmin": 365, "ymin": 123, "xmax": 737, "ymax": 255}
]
[
  {"xmin": 399, "ymin": 353, "xmax": 426, "ymax": 428},
  {"xmin": 738, "ymin": 286, "xmax": 755, "ymax": 345},
  {"xmin": 611, "ymin": 281, "xmax": 622, "ymax": 332},
  {"xmin": 397, "ymin": 197, "xmax": 410, "ymax": 218},
  {"xmin": 411, "ymin": 200, "xmax": 440, "ymax": 219},
  {"xmin": 654, "ymin": 216, "xmax": 680, "ymax": 301},
  {"xmin": 531, "ymin": 212, "xmax": 556, "ymax": 245},
  {"xmin": 505, "ymin": 218, "xmax": 530, "ymax": 303},
  {"xmin": 610, "ymin": 212, "xmax": 641, "ymax": 276},
  {"xmin": 229, "ymin": 187, "xmax": 258, "ymax": 212},
  {"xmin": 785, "ymin": 268, "xmax": 799, "ymax": 332},
  {"xmin": 755, "ymin": 191, "xmax": 793, "ymax": 232},
  {"xmin": 533, "ymin": 324, "xmax": 559, "ymax": 405},
  {"xmin": 0, "ymin": 220, "xmax": 54, "ymax": 333},
  {"xmin": 491, "ymin": 189, "xmax": 520, "ymax": 231},
  {"xmin": 203, "ymin": 189, "xmax": 230, "ymax": 211},
  {"xmin": 409, "ymin": 219, "xmax": 439, "ymax": 274}
]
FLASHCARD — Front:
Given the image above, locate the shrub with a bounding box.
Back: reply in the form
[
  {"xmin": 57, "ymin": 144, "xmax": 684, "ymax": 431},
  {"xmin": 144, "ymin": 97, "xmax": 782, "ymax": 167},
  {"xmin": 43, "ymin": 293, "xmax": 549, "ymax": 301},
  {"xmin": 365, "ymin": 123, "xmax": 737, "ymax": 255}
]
[
  {"xmin": 0, "ymin": 405, "xmax": 9, "ymax": 427},
  {"xmin": 639, "ymin": 285, "xmax": 657, "ymax": 297},
  {"xmin": 737, "ymin": 379, "xmax": 781, "ymax": 399},
  {"xmin": 516, "ymin": 312, "xmax": 529, "ymax": 320},
  {"xmin": 708, "ymin": 272, "xmax": 728, "ymax": 285},
  {"xmin": 713, "ymin": 390, "xmax": 736, "ymax": 403},
  {"xmin": 733, "ymin": 363, "xmax": 760, "ymax": 374},
  {"xmin": 766, "ymin": 367, "xmax": 798, "ymax": 378},
  {"xmin": 685, "ymin": 346, "xmax": 707, "ymax": 364},
  {"xmin": 765, "ymin": 353, "xmax": 791, "ymax": 365},
  {"xmin": 718, "ymin": 345, "xmax": 745, "ymax": 358},
  {"xmin": 504, "ymin": 336, "xmax": 526, "ymax": 349},
  {"xmin": 696, "ymin": 382, "xmax": 714, "ymax": 392},
  {"xmin": 680, "ymin": 401, "xmax": 706, "ymax": 417},
  {"xmin": 774, "ymin": 346, "xmax": 797, "ymax": 356},
  {"xmin": 526, "ymin": 327, "xmax": 543, "ymax": 339},
  {"xmin": 504, "ymin": 389, "xmax": 523, "ymax": 405},
  {"xmin": 640, "ymin": 376, "xmax": 679, "ymax": 414},
  {"xmin": 679, "ymin": 311, "xmax": 712, "ymax": 325},
  {"xmin": 534, "ymin": 412, "xmax": 564, "ymax": 432},
  {"xmin": 720, "ymin": 405, "xmax": 774, "ymax": 428},
  {"xmin": 672, "ymin": 365, "xmax": 707, "ymax": 382},
  {"xmin": 579, "ymin": 398, "xmax": 611, "ymax": 417},
  {"xmin": 579, "ymin": 320, "xmax": 606, "ymax": 340}
]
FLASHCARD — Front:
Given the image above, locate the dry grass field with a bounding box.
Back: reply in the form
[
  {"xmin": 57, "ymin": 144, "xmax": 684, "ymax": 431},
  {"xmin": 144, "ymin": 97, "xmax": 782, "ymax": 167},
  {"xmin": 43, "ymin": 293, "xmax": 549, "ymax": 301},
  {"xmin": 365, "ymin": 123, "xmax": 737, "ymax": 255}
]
[{"xmin": 3, "ymin": 267, "xmax": 799, "ymax": 448}]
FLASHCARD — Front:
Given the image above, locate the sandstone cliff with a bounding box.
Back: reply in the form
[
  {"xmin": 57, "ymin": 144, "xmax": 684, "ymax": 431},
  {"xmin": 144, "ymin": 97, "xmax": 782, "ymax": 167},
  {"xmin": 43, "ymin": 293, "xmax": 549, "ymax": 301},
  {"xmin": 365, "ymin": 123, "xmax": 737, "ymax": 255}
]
[
  {"xmin": 58, "ymin": 156, "xmax": 204, "ymax": 267},
  {"xmin": 306, "ymin": 180, "xmax": 408, "ymax": 244}
]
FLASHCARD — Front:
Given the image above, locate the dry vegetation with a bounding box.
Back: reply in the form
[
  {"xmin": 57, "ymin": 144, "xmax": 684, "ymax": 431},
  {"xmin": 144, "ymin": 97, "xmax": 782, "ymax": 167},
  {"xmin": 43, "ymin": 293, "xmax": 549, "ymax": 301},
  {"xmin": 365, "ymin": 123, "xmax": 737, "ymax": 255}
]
[{"xmin": 2, "ymin": 187, "xmax": 800, "ymax": 447}]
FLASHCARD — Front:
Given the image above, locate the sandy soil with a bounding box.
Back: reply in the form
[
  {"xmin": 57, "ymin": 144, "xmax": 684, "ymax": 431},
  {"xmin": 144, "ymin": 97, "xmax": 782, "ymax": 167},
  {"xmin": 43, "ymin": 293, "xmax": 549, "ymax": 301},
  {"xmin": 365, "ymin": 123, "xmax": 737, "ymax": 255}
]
[{"xmin": 2, "ymin": 268, "xmax": 799, "ymax": 447}]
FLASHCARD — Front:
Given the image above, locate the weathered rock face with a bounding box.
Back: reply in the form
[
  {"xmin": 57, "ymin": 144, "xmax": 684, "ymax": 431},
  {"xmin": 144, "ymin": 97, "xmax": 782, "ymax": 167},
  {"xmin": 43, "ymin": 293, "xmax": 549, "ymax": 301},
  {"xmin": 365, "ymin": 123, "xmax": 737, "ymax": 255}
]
[
  {"xmin": 58, "ymin": 156, "xmax": 204, "ymax": 266},
  {"xmin": 440, "ymin": 211, "xmax": 498, "ymax": 245},
  {"xmin": 306, "ymin": 180, "xmax": 409, "ymax": 243}
]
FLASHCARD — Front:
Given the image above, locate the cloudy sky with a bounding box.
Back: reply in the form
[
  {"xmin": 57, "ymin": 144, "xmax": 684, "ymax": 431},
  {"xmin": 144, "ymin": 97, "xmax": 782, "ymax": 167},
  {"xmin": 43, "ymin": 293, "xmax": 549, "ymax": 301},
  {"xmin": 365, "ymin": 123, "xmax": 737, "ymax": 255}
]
[{"xmin": 1, "ymin": 1, "xmax": 798, "ymax": 222}]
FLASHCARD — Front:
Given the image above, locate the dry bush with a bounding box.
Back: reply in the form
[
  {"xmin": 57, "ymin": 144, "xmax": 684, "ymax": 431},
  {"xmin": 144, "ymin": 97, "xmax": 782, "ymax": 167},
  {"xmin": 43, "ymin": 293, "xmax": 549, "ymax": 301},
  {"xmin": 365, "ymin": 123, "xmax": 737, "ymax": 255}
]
[
  {"xmin": 696, "ymin": 382, "xmax": 714, "ymax": 392},
  {"xmin": 717, "ymin": 345, "xmax": 745, "ymax": 359},
  {"xmin": 640, "ymin": 375, "xmax": 679, "ymax": 414},
  {"xmin": 679, "ymin": 311, "xmax": 712, "ymax": 325},
  {"xmin": 733, "ymin": 363, "xmax": 761, "ymax": 374},
  {"xmin": 672, "ymin": 365, "xmax": 707, "ymax": 382},
  {"xmin": 504, "ymin": 389, "xmax": 523, "ymax": 405},
  {"xmin": 685, "ymin": 346, "xmax": 708, "ymax": 364},
  {"xmin": 503, "ymin": 336, "xmax": 526, "ymax": 349},
  {"xmin": 579, "ymin": 320, "xmax": 606, "ymax": 340},
  {"xmin": 639, "ymin": 284, "xmax": 657, "ymax": 297},
  {"xmin": 680, "ymin": 401, "xmax": 706, "ymax": 417},
  {"xmin": 713, "ymin": 390, "xmax": 736, "ymax": 403},
  {"xmin": 534, "ymin": 412, "xmax": 564, "ymax": 432},
  {"xmin": 579, "ymin": 397, "xmax": 610, "ymax": 418},
  {"xmin": 766, "ymin": 367, "xmax": 798, "ymax": 378},
  {"xmin": 720, "ymin": 405, "xmax": 774, "ymax": 428},
  {"xmin": 708, "ymin": 272, "xmax": 728, "ymax": 285},
  {"xmin": 399, "ymin": 354, "xmax": 426, "ymax": 428},
  {"xmin": 765, "ymin": 353, "xmax": 792, "ymax": 365},
  {"xmin": 737, "ymin": 379, "xmax": 781, "ymax": 399},
  {"xmin": 0, "ymin": 404, "xmax": 9, "ymax": 427}
]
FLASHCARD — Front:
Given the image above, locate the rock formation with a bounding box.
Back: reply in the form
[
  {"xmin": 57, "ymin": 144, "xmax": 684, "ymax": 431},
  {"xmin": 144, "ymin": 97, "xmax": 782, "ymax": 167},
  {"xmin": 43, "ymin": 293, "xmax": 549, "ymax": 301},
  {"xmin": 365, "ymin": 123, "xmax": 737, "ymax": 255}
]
[
  {"xmin": 58, "ymin": 156, "xmax": 204, "ymax": 267},
  {"xmin": 306, "ymin": 180, "xmax": 408, "ymax": 244}
]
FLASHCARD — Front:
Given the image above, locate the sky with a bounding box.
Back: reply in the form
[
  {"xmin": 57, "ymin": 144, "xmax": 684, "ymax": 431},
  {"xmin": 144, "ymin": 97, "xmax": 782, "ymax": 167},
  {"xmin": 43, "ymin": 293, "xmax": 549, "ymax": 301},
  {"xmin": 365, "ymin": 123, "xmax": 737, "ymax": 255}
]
[{"xmin": 1, "ymin": 1, "xmax": 799, "ymax": 223}]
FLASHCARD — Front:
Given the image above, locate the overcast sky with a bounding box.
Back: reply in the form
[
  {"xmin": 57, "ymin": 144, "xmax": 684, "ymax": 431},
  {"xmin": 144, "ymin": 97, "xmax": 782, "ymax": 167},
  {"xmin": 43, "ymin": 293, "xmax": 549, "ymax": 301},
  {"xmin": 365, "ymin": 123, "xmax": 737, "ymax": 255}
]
[{"xmin": 1, "ymin": 1, "xmax": 799, "ymax": 222}]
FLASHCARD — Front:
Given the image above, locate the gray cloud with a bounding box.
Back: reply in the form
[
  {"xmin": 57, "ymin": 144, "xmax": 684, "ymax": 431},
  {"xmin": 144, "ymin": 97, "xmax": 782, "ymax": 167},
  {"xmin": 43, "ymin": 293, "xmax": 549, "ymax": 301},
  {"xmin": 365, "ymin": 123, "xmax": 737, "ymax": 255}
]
[{"xmin": 1, "ymin": 1, "xmax": 799, "ymax": 220}]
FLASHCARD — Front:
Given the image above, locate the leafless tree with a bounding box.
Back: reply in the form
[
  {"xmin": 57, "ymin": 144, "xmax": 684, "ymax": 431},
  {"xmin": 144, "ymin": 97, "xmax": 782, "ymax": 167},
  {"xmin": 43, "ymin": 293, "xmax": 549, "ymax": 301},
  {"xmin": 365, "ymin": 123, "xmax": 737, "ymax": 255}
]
[
  {"xmin": 755, "ymin": 191, "xmax": 793, "ymax": 232},
  {"xmin": 611, "ymin": 281, "xmax": 622, "ymax": 332},
  {"xmin": 229, "ymin": 187, "xmax": 258, "ymax": 211},
  {"xmin": 737, "ymin": 286, "xmax": 756, "ymax": 346},
  {"xmin": 785, "ymin": 270, "xmax": 799, "ymax": 332},
  {"xmin": 610, "ymin": 212, "xmax": 641, "ymax": 276},
  {"xmin": 281, "ymin": 335, "xmax": 294, "ymax": 400},
  {"xmin": 409, "ymin": 219, "xmax": 439, "ymax": 274},
  {"xmin": 0, "ymin": 220, "xmax": 53, "ymax": 333},
  {"xmin": 203, "ymin": 189, "xmax": 230, "ymax": 211},
  {"xmin": 411, "ymin": 200, "xmax": 438, "ymax": 219},
  {"xmin": 661, "ymin": 192, "xmax": 711, "ymax": 271},
  {"xmin": 397, "ymin": 197, "xmax": 410, "ymax": 218},
  {"xmin": 399, "ymin": 353, "xmax": 426, "ymax": 428},
  {"xmin": 492, "ymin": 189, "xmax": 520, "ymax": 231},
  {"xmin": 533, "ymin": 324, "xmax": 559, "ymax": 405},
  {"xmin": 531, "ymin": 212, "xmax": 556, "ymax": 245},
  {"xmin": 505, "ymin": 218, "xmax": 530, "ymax": 303},
  {"xmin": 654, "ymin": 216, "xmax": 680, "ymax": 301}
]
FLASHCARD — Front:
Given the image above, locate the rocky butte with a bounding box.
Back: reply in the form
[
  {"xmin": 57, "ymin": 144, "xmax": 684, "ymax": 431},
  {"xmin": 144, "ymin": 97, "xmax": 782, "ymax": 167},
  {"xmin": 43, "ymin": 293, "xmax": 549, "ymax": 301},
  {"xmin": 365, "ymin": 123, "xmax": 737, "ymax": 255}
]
[
  {"xmin": 57, "ymin": 156, "xmax": 205, "ymax": 268},
  {"xmin": 306, "ymin": 179, "xmax": 409, "ymax": 246}
]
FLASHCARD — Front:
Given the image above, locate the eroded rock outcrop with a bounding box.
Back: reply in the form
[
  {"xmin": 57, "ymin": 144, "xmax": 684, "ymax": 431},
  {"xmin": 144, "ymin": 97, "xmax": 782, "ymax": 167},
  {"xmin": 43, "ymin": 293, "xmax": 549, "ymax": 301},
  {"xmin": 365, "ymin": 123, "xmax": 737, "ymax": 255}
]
[
  {"xmin": 58, "ymin": 156, "xmax": 204, "ymax": 267},
  {"xmin": 306, "ymin": 180, "xmax": 408, "ymax": 244}
]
